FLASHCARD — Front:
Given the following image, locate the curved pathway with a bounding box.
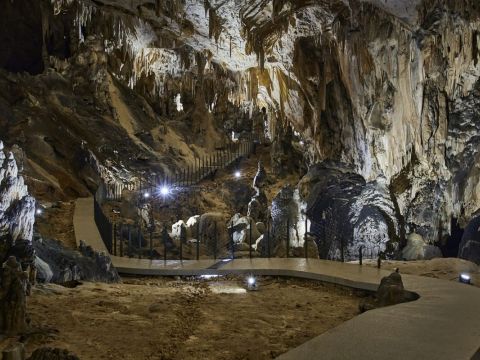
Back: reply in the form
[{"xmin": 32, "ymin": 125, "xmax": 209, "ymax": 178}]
[{"xmin": 74, "ymin": 197, "xmax": 480, "ymax": 360}]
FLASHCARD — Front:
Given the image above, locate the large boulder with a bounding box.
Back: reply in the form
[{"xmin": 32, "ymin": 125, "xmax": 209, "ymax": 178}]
[
  {"xmin": 360, "ymin": 271, "xmax": 417, "ymax": 312},
  {"xmin": 186, "ymin": 215, "xmax": 200, "ymax": 239},
  {"xmin": 228, "ymin": 215, "xmax": 261, "ymax": 245},
  {"xmin": 35, "ymin": 256, "xmax": 53, "ymax": 283},
  {"xmin": 402, "ymin": 233, "xmax": 442, "ymax": 260},
  {"xmin": 458, "ymin": 216, "xmax": 480, "ymax": 265}
]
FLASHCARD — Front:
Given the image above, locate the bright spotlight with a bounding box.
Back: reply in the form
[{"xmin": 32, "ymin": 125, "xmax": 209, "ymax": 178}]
[
  {"xmin": 246, "ymin": 276, "xmax": 258, "ymax": 291},
  {"xmin": 160, "ymin": 186, "xmax": 170, "ymax": 196},
  {"xmin": 459, "ymin": 273, "xmax": 471, "ymax": 284},
  {"xmin": 143, "ymin": 192, "xmax": 150, "ymax": 199},
  {"xmin": 234, "ymin": 171, "xmax": 241, "ymax": 178},
  {"xmin": 36, "ymin": 209, "xmax": 43, "ymax": 215}
]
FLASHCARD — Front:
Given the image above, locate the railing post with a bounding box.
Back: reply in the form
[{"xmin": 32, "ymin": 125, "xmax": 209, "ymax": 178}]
[
  {"xmin": 213, "ymin": 221, "xmax": 217, "ymax": 260},
  {"xmin": 113, "ymin": 223, "xmax": 117, "ymax": 256},
  {"xmin": 150, "ymin": 228, "xmax": 153, "ymax": 260},
  {"xmin": 230, "ymin": 220, "xmax": 234, "ymax": 259},
  {"xmin": 304, "ymin": 220, "xmax": 308, "ymax": 260},
  {"xmin": 128, "ymin": 224, "xmax": 132, "ymax": 258},
  {"xmin": 249, "ymin": 218, "xmax": 253, "ymax": 259},
  {"xmin": 120, "ymin": 223, "xmax": 124, "ymax": 257},
  {"xmin": 286, "ymin": 219, "xmax": 290, "ymax": 258},
  {"xmin": 180, "ymin": 235, "xmax": 183, "ymax": 263},
  {"xmin": 267, "ymin": 217, "xmax": 270, "ymax": 258},
  {"xmin": 137, "ymin": 226, "xmax": 142, "ymax": 259},
  {"xmin": 341, "ymin": 236, "xmax": 345, "ymax": 262},
  {"xmin": 163, "ymin": 225, "xmax": 167, "ymax": 262},
  {"xmin": 359, "ymin": 245, "xmax": 363, "ymax": 266},
  {"xmin": 196, "ymin": 220, "xmax": 200, "ymax": 260}
]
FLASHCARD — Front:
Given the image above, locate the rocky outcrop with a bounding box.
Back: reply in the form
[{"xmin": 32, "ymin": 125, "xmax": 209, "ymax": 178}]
[
  {"xmin": 0, "ymin": 141, "xmax": 36, "ymax": 247},
  {"xmin": 2, "ymin": 0, "xmax": 480, "ymax": 259},
  {"xmin": 33, "ymin": 236, "xmax": 119, "ymax": 284},
  {"xmin": 301, "ymin": 162, "xmax": 398, "ymax": 260},
  {"xmin": 402, "ymin": 233, "xmax": 442, "ymax": 260},
  {"xmin": 458, "ymin": 216, "xmax": 480, "ymax": 265},
  {"xmin": 360, "ymin": 271, "xmax": 418, "ymax": 312}
]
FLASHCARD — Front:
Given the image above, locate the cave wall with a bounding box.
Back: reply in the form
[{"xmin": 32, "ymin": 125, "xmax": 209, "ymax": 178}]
[
  {"xmin": 238, "ymin": 0, "xmax": 480, "ymax": 245},
  {"xmin": 2, "ymin": 0, "xmax": 480, "ymax": 249}
]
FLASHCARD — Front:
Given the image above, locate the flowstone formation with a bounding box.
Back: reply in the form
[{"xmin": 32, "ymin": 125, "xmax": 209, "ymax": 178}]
[
  {"xmin": 300, "ymin": 162, "xmax": 400, "ymax": 260},
  {"xmin": 2, "ymin": 0, "xmax": 480, "ymax": 262}
]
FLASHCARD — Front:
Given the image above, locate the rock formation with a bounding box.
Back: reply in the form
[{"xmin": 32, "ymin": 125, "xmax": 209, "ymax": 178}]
[
  {"xmin": 360, "ymin": 270, "xmax": 418, "ymax": 312},
  {"xmin": 1, "ymin": 1, "xmax": 480, "ymax": 259},
  {"xmin": 0, "ymin": 256, "xmax": 29, "ymax": 335}
]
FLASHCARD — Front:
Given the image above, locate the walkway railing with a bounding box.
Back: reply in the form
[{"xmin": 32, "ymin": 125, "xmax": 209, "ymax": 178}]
[{"xmin": 102, "ymin": 135, "xmax": 257, "ymax": 201}]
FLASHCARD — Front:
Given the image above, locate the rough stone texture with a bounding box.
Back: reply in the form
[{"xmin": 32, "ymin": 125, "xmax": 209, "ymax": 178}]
[
  {"xmin": 402, "ymin": 233, "xmax": 443, "ymax": 261},
  {"xmin": 27, "ymin": 347, "xmax": 80, "ymax": 360},
  {"xmin": 270, "ymin": 185, "xmax": 298, "ymax": 253},
  {"xmin": 302, "ymin": 162, "xmax": 398, "ymax": 260},
  {"xmin": 0, "ymin": 141, "xmax": 36, "ymax": 251},
  {"xmin": 228, "ymin": 214, "xmax": 261, "ymax": 246},
  {"xmin": 1, "ymin": 1, "xmax": 480, "ymax": 257},
  {"xmin": 360, "ymin": 271, "xmax": 416, "ymax": 312},
  {"xmin": 33, "ymin": 236, "xmax": 120, "ymax": 284},
  {"xmin": 458, "ymin": 215, "xmax": 480, "ymax": 265},
  {"xmin": 0, "ymin": 256, "xmax": 28, "ymax": 335},
  {"xmin": 199, "ymin": 213, "xmax": 228, "ymax": 255}
]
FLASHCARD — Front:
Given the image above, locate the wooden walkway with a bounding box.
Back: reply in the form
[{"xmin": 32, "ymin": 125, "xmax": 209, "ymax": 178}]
[{"xmin": 74, "ymin": 197, "xmax": 480, "ymax": 360}]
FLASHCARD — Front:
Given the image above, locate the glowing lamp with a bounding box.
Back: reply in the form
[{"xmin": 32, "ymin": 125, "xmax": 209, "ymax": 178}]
[
  {"xmin": 459, "ymin": 273, "xmax": 471, "ymax": 285},
  {"xmin": 160, "ymin": 186, "xmax": 170, "ymax": 196},
  {"xmin": 234, "ymin": 171, "xmax": 241, "ymax": 179},
  {"xmin": 246, "ymin": 276, "xmax": 258, "ymax": 291}
]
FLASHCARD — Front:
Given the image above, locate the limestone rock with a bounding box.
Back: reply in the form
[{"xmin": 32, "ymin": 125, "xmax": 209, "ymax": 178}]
[
  {"xmin": 0, "ymin": 141, "xmax": 36, "ymax": 255},
  {"xmin": 360, "ymin": 271, "xmax": 416, "ymax": 312},
  {"xmin": 0, "ymin": 256, "xmax": 28, "ymax": 335},
  {"xmin": 33, "ymin": 236, "xmax": 119, "ymax": 284},
  {"xmin": 458, "ymin": 216, "xmax": 480, "ymax": 265},
  {"xmin": 34, "ymin": 256, "xmax": 53, "ymax": 283},
  {"xmin": 304, "ymin": 162, "xmax": 398, "ymax": 261},
  {"xmin": 402, "ymin": 233, "xmax": 442, "ymax": 261}
]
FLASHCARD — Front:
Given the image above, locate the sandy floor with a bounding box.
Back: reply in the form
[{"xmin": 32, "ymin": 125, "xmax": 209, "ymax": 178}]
[
  {"xmin": 363, "ymin": 257, "xmax": 480, "ymax": 287},
  {"xmin": 8, "ymin": 276, "xmax": 362, "ymax": 360}
]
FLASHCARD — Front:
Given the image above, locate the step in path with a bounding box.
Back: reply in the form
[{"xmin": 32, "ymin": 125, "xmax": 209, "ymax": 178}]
[{"xmin": 74, "ymin": 197, "xmax": 480, "ymax": 360}]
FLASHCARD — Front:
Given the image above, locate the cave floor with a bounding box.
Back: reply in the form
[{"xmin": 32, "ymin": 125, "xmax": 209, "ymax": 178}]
[{"xmin": 5, "ymin": 276, "xmax": 362, "ymax": 360}]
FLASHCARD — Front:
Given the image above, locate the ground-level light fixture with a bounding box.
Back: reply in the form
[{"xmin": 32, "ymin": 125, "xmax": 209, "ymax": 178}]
[
  {"xmin": 35, "ymin": 208, "xmax": 43, "ymax": 216},
  {"xmin": 143, "ymin": 192, "xmax": 150, "ymax": 199},
  {"xmin": 459, "ymin": 273, "xmax": 471, "ymax": 285},
  {"xmin": 246, "ymin": 276, "xmax": 258, "ymax": 291},
  {"xmin": 234, "ymin": 171, "xmax": 241, "ymax": 179}
]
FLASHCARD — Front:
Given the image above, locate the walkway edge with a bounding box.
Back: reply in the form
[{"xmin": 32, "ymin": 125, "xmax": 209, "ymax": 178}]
[{"xmin": 74, "ymin": 197, "xmax": 480, "ymax": 360}]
